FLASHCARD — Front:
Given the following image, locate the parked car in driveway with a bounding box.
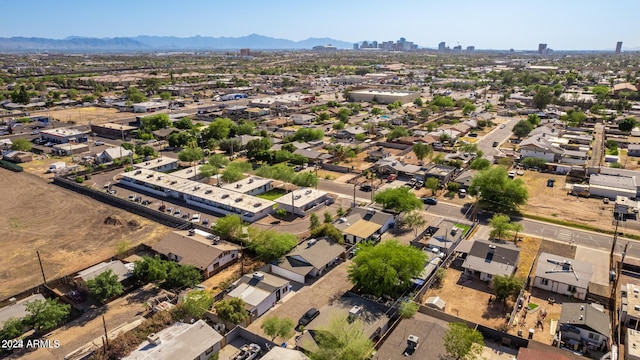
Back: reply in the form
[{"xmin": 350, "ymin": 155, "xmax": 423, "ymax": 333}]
[
  {"xmin": 298, "ymin": 308, "xmax": 320, "ymax": 327},
  {"xmin": 173, "ymin": 209, "xmax": 181, "ymax": 217},
  {"xmin": 128, "ymin": 194, "xmax": 136, "ymax": 201}
]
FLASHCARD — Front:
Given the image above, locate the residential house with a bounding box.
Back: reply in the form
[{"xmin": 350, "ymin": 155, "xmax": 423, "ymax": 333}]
[
  {"xmin": 452, "ymin": 169, "xmax": 477, "ymax": 189},
  {"xmin": 461, "ymin": 240, "xmax": 520, "ymax": 282},
  {"xmin": 423, "ymin": 164, "xmax": 457, "ymax": 185},
  {"xmin": 151, "ymin": 229, "xmax": 239, "ymax": 279},
  {"xmin": 122, "ymin": 320, "xmax": 223, "ymax": 360},
  {"xmin": 0, "ymin": 294, "xmax": 46, "ymax": 328},
  {"xmin": 295, "ymin": 293, "xmax": 390, "ymax": 353},
  {"xmin": 367, "ymin": 146, "xmax": 391, "ymax": 161},
  {"xmin": 334, "ymin": 207, "xmax": 396, "ymax": 245},
  {"xmin": 233, "ymin": 134, "xmax": 262, "ymax": 148},
  {"xmin": 629, "ymin": 144, "xmax": 640, "ymax": 157},
  {"xmin": 0, "ymin": 139, "xmax": 12, "ymax": 150},
  {"xmin": 227, "ymin": 272, "xmax": 290, "ymax": 318},
  {"xmin": 375, "ymin": 157, "xmax": 421, "ymax": 177},
  {"xmin": 2, "ymin": 150, "xmax": 33, "ymax": 163},
  {"xmin": 532, "ymin": 253, "xmax": 592, "ymax": 300},
  {"xmin": 291, "ymin": 114, "xmax": 316, "ymax": 125},
  {"xmin": 270, "ymin": 238, "xmax": 345, "ymax": 283},
  {"xmin": 151, "ymin": 128, "xmax": 179, "ymax": 140},
  {"xmin": 96, "ymin": 146, "xmax": 134, "ymax": 163},
  {"xmin": 620, "ymin": 283, "xmax": 640, "ymax": 329},
  {"xmin": 374, "ymin": 312, "xmax": 448, "ymax": 360},
  {"xmin": 74, "ymin": 260, "xmax": 132, "ymax": 292},
  {"xmin": 518, "ymin": 136, "xmax": 563, "ymax": 162},
  {"xmin": 133, "ymin": 101, "xmax": 167, "ymax": 113},
  {"xmin": 222, "ymin": 176, "xmax": 273, "ymax": 196},
  {"xmin": 336, "ymin": 126, "xmax": 366, "ymax": 139},
  {"xmin": 263, "ymin": 117, "xmax": 293, "ymax": 129},
  {"xmin": 558, "ymin": 303, "xmax": 610, "ymax": 350},
  {"xmin": 261, "ymin": 347, "xmax": 309, "ymax": 360},
  {"xmin": 413, "ymin": 219, "xmax": 465, "ymax": 254},
  {"xmin": 293, "ymin": 149, "xmax": 332, "ymax": 164}
]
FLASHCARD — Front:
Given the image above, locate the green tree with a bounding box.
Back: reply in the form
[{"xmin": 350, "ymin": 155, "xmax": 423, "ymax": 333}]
[
  {"xmin": 310, "ymin": 315, "xmax": 375, "ymax": 360},
  {"xmin": 348, "ymin": 240, "xmax": 426, "ymax": 297},
  {"xmin": 386, "ymin": 127, "xmax": 410, "ymax": 141},
  {"xmin": 532, "ymin": 85, "xmax": 553, "ymax": 110},
  {"xmin": 260, "ymin": 316, "xmax": 295, "ymax": 341},
  {"xmin": 165, "ymin": 264, "xmax": 202, "ymax": 289},
  {"xmin": 24, "ymin": 298, "xmax": 70, "ymax": 332},
  {"xmin": 127, "ymin": 86, "xmax": 147, "ymax": 103},
  {"xmin": 215, "ymin": 298, "xmax": 248, "ymax": 324},
  {"xmin": 424, "ymin": 178, "xmax": 439, "ymax": 195},
  {"xmin": 489, "ymin": 214, "xmax": 515, "ymax": 241},
  {"xmin": 250, "ymin": 231, "xmax": 298, "ymax": 261},
  {"xmin": 469, "ymin": 158, "xmax": 490, "ymax": 170},
  {"xmin": 398, "ymin": 300, "xmax": 419, "ymax": 319},
  {"xmin": 203, "ymin": 118, "xmax": 237, "ymax": 141},
  {"xmin": 86, "ymin": 269, "xmax": 124, "ymax": 302},
  {"xmin": 292, "ymin": 128, "xmax": 324, "ymax": 142},
  {"xmin": 512, "ymin": 120, "xmax": 534, "ymax": 138},
  {"xmin": 222, "ymin": 168, "xmax": 243, "ymax": 183},
  {"xmin": 413, "ymin": 143, "xmax": 433, "ymax": 162},
  {"xmin": 337, "ymin": 108, "xmax": 351, "ymax": 122},
  {"xmin": 527, "ymin": 113, "xmax": 540, "ymax": 126},
  {"xmin": 10, "ymin": 138, "xmax": 32, "ymax": 151},
  {"xmin": 140, "ymin": 113, "xmax": 171, "ymax": 132},
  {"xmin": 403, "ymin": 211, "xmax": 426, "ymax": 237},
  {"xmin": 66, "ymin": 88, "xmax": 79, "ymax": 100},
  {"xmin": 176, "ymin": 289, "xmax": 214, "ymax": 319},
  {"xmin": 521, "ymin": 157, "xmax": 547, "ymax": 168},
  {"xmin": 309, "ymin": 213, "xmax": 320, "ymax": 230},
  {"xmin": 413, "ymin": 98, "xmax": 423, "ymax": 107},
  {"xmin": 209, "ymin": 153, "xmax": 230, "ymax": 168},
  {"xmin": 168, "ymin": 132, "xmax": 194, "ymax": 148},
  {"xmin": 323, "ymin": 211, "xmax": 334, "ymax": 224},
  {"xmin": 174, "ymin": 117, "xmax": 193, "ymax": 130},
  {"xmin": 560, "ymin": 109, "xmax": 587, "ymax": 126},
  {"xmin": 447, "ymin": 181, "xmax": 460, "ymax": 193},
  {"xmin": 462, "ymin": 103, "xmax": 476, "ymax": 116},
  {"xmin": 159, "ymin": 91, "xmax": 172, "ymax": 100},
  {"xmin": 292, "ymin": 172, "xmax": 319, "ymax": 187},
  {"xmin": 0, "ymin": 318, "xmax": 23, "ymax": 341},
  {"xmin": 591, "ymin": 85, "xmax": 610, "ymax": 102},
  {"xmin": 374, "ymin": 187, "xmax": 423, "ymax": 215},
  {"xmin": 619, "ymin": 117, "xmax": 636, "ymax": 132},
  {"xmin": 492, "ymin": 275, "xmax": 523, "ymax": 302},
  {"xmin": 310, "ymin": 223, "xmax": 344, "ymax": 243},
  {"xmin": 371, "ymin": 107, "xmax": 384, "ymax": 115},
  {"xmin": 133, "ymin": 256, "xmax": 169, "ymax": 283},
  {"xmin": 443, "ymin": 322, "xmax": 484, "ymax": 360},
  {"xmin": 469, "ymin": 167, "xmax": 528, "ymax": 213},
  {"xmin": 11, "ymin": 85, "xmax": 30, "ymax": 104},
  {"xmin": 246, "ymin": 137, "xmax": 273, "ymax": 160},
  {"xmin": 212, "ymin": 215, "xmax": 244, "ymax": 241}
]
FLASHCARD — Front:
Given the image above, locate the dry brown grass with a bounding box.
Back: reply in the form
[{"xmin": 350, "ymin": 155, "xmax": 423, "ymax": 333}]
[
  {"xmin": 33, "ymin": 106, "xmax": 124, "ymax": 126},
  {"xmin": 514, "ymin": 236, "xmax": 542, "ymax": 279}
]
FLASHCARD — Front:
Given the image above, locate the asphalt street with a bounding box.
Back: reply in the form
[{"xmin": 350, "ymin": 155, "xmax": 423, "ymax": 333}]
[{"xmin": 476, "ymin": 116, "xmax": 520, "ymax": 161}]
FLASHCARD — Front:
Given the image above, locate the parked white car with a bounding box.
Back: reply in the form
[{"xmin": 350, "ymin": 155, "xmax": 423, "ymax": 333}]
[{"xmin": 191, "ymin": 213, "xmax": 201, "ymax": 223}]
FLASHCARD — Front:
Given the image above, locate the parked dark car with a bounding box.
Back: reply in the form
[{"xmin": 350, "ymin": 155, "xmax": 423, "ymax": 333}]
[
  {"xmin": 422, "ymin": 197, "xmax": 438, "ymax": 205},
  {"xmin": 298, "ymin": 308, "xmax": 320, "ymax": 327}
]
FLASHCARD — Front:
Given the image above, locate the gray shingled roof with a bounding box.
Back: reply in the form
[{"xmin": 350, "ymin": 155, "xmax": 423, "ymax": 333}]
[
  {"xmin": 559, "ymin": 303, "xmax": 610, "ymax": 338},
  {"xmin": 534, "ymin": 253, "xmax": 592, "ymax": 289}
]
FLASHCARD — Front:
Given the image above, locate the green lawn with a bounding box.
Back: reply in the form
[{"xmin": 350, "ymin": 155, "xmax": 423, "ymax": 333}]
[
  {"xmin": 256, "ymin": 188, "xmax": 288, "ymax": 201},
  {"xmin": 454, "ymin": 223, "xmax": 471, "ymax": 236}
]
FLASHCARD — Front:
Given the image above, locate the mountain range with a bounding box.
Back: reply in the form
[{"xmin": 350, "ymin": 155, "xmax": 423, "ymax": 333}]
[{"xmin": 0, "ymin": 34, "xmax": 354, "ymax": 52}]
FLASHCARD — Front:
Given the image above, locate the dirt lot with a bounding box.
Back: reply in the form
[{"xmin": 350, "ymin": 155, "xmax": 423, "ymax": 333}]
[
  {"xmin": 0, "ymin": 170, "xmax": 172, "ymax": 299},
  {"xmin": 32, "ymin": 106, "xmax": 124, "ymax": 126},
  {"xmin": 519, "ymin": 170, "xmax": 617, "ymax": 231},
  {"xmin": 423, "ymin": 263, "xmax": 512, "ymax": 330}
]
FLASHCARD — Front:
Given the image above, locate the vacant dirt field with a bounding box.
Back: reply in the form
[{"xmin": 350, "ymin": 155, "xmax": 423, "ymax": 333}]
[
  {"xmin": 520, "ymin": 170, "xmax": 616, "ymax": 231},
  {"xmin": 424, "ymin": 263, "xmax": 512, "ymax": 330},
  {"xmin": 32, "ymin": 106, "xmax": 124, "ymax": 126},
  {"xmin": 0, "ymin": 170, "xmax": 172, "ymax": 300}
]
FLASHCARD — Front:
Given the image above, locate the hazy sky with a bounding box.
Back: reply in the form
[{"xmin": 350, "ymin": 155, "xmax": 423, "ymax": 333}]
[{"xmin": 2, "ymin": 0, "xmax": 638, "ymax": 50}]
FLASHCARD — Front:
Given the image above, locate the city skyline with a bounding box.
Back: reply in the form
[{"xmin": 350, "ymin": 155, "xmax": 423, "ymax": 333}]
[{"xmin": 1, "ymin": 0, "xmax": 639, "ymax": 50}]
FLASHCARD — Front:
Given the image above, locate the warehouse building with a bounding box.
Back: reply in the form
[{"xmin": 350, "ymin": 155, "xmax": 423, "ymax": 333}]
[{"xmin": 348, "ymin": 89, "xmax": 420, "ymax": 104}]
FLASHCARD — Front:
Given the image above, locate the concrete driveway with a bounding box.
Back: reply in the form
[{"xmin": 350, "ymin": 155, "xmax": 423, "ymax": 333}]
[{"xmin": 246, "ymin": 260, "xmax": 354, "ymax": 342}]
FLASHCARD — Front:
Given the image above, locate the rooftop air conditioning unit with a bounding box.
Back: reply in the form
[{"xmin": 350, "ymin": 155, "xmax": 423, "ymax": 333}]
[
  {"xmin": 252, "ymin": 272, "xmax": 265, "ymax": 281},
  {"xmin": 205, "ymin": 189, "xmax": 212, "ymax": 194},
  {"xmin": 305, "ymin": 190, "xmax": 312, "ymax": 195},
  {"xmin": 222, "ymin": 194, "xmax": 229, "ymax": 199},
  {"xmin": 147, "ymin": 333, "xmax": 161, "ymax": 346},
  {"xmin": 235, "ymin": 197, "xmax": 242, "ymax": 202},
  {"xmin": 254, "ymin": 202, "xmax": 262, "ymax": 207},
  {"xmin": 135, "ymin": 170, "xmax": 142, "ymax": 175},
  {"xmin": 248, "ymin": 178, "xmax": 254, "ymax": 184},
  {"xmin": 236, "ymin": 184, "xmax": 242, "ymax": 188},
  {"xmin": 307, "ymin": 239, "xmax": 317, "ymax": 247}
]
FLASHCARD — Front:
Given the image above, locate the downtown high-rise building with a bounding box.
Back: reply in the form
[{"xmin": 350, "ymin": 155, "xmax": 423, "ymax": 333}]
[
  {"xmin": 438, "ymin": 42, "xmax": 446, "ymax": 51},
  {"xmin": 538, "ymin": 43, "xmax": 547, "ymax": 54},
  {"xmin": 616, "ymin": 41, "xmax": 623, "ymax": 54}
]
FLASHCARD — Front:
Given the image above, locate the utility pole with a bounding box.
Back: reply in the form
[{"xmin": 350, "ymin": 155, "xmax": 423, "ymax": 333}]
[
  {"xmin": 353, "ymin": 183, "xmax": 357, "ymax": 208},
  {"xmin": 472, "ymin": 190, "xmax": 481, "ymax": 222},
  {"xmin": 36, "ymin": 250, "xmax": 46, "ymax": 285},
  {"xmin": 102, "ymin": 315, "xmax": 109, "ymax": 351}
]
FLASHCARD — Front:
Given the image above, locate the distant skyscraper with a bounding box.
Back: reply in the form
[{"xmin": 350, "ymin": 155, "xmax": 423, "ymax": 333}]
[
  {"xmin": 538, "ymin": 43, "xmax": 547, "ymax": 54},
  {"xmin": 353, "ymin": 43, "xmax": 359, "ymax": 50},
  {"xmin": 466, "ymin": 46, "xmax": 475, "ymax": 51},
  {"xmin": 372, "ymin": 41, "xmax": 378, "ymax": 48},
  {"xmin": 616, "ymin": 41, "xmax": 623, "ymax": 54},
  {"xmin": 240, "ymin": 48, "xmax": 250, "ymax": 56},
  {"xmin": 438, "ymin": 42, "xmax": 446, "ymax": 51}
]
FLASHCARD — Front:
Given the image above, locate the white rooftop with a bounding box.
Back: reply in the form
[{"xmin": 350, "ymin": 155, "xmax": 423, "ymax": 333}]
[
  {"xmin": 350, "ymin": 89, "xmax": 416, "ymax": 96},
  {"xmin": 273, "ymin": 188, "xmax": 328, "ymax": 208},
  {"xmin": 120, "ymin": 169, "xmax": 275, "ymax": 214},
  {"xmin": 170, "ymin": 165, "xmax": 204, "ymax": 179},
  {"xmin": 221, "ymin": 176, "xmax": 273, "ymax": 194},
  {"xmin": 133, "ymin": 101, "xmax": 167, "ymax": 107},
  {"xmin": 134, "ymin": 157, "xmax": 179, "ymax": 170},
  {"xmin": 41, "ymin": 127, "xmax": 88, "ymax": 137},
  {"xmin": 122, "ymin": 320, "xmax": 222, "ymax": 360},
  {"xmin": 227, "ymin": 283, "xmax": 271, "ymax": 307}
]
